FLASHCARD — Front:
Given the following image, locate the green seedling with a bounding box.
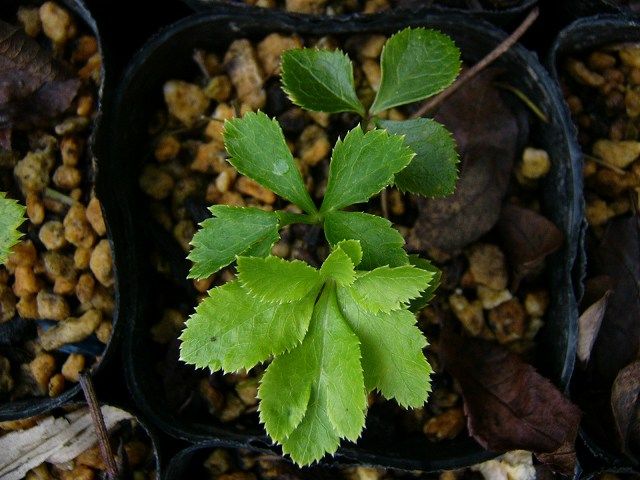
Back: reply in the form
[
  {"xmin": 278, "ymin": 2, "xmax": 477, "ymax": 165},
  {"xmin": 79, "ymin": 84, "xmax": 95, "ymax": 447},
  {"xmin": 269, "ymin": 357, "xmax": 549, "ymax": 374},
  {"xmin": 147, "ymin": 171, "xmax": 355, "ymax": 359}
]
[{"xmin": 180, "ymin": 27, "xmax": 461, "ymax": 465}]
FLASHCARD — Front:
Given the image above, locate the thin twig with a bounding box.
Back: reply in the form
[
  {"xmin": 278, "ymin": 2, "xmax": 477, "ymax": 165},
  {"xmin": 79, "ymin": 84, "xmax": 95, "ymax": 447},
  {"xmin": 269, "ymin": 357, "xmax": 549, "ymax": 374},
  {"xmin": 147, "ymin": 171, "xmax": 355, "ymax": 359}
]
[
  {"xmin": 411, "ymin": 6, "xmax": 539, "ymax": 118},
  {"xmin": 380, "ymin": 189, "xmax": 390, "ymax": 219},
  {"xmin": 80, "ymin": 373, "xmax": 119, "ymax": 479},
  {"xmin": 584, "ymin": 154, "xmax": 627, "ymax": 175},
  {"xmin": 493, "ymin": 81, "xmax": 549, "ymax": 123},
  {"xmin": 44, "ymin": 188, "xmax": 75, "ymax": 206}
]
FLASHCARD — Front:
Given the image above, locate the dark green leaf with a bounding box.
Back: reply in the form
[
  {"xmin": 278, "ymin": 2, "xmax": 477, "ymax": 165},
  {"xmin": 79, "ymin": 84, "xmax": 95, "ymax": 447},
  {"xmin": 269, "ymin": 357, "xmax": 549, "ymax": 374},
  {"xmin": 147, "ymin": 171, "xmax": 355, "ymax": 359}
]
[
  {"xmin": 324, "ymin": 210, "xmax": 408, "ymax": 270},
  {"xmin": 224, "ymin": 111, "xmax": 317, "ymax": 213},
  {"xmin": 281, "ymin": 49, "xmax": 364, "ymax": 115},
  {"xmin": 370, "ymin": 28, "xmax": 460, "ymax": 114},
  {"xmin": 379, "ymin": 118, "xmax": 459, "ymax": 197}
]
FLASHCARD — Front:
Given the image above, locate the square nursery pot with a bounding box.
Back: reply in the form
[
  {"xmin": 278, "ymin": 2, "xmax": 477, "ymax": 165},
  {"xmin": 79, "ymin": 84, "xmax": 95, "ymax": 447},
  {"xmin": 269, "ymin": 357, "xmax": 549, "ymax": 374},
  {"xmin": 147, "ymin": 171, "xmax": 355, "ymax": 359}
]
[
  {"xmin": 180, "ymin": 0, "xmax": 538, "ymax": 30},
  {"xmin": 0, "ymin": 0, "xmax": 128, "ymax": 421},
  {"xmin": 549, "ymin": 14, "xmax": 640, "ymax": 475},
  {"xmin": 114, "ymin": 6, "xmax": 583, "ymax": 472}
]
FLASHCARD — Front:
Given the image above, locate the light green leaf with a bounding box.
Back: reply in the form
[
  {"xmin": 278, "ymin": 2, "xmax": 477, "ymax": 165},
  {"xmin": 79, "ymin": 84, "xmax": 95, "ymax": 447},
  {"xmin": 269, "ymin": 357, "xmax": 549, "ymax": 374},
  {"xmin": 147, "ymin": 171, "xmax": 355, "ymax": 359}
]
[
  {"xmin": 335, "ymin": 239, "xmax": 362, "ymax": 267},
  {"xmin": 324, "ymin": 210, "xmax": 408, "ymax": 270},
  {"xmin": 337, "ymin": 287, "xmax": 432, "ymax": 408},
  {"xmin": 259, "ymin": 284, "xmax": 366, "ymax": 465},
  {"xmin": 281, "ymin": 49, "xmax": 365, "ymax": 116},
  {"xmin": 237, "ymin": 256, "xmax": 322, "ymax": 303},
  {"xmin": 379, "ymin": 118, "xmax": 459, "ymax": 197},
  {"xmin": 0, "ymin": 193, "xmax": 25, "ymax": 265},
  {"xmin": 408, "ymin": 255, "xmax": 441, "ymax": 312},
  {"xmin": 179, "ymin": 281, "xmax": 316, "ymax": 372},
  {"xmin": 370, "ymin": 28, "xmax": 461, "ymax": 114},
  {"xmin": 319, "ymin": 245, "xmax": 355, "ymax": 286},
  {"xmin": 188, "ymin": 205, "xmax": 280, "ymax": 279},
  {"xmin": 320, "ymin": 126, "xmax": 414, "ymax": 213},
  {"xmin": 348, "ymin": 265, "xmax": 433, "ymax": 313},
  {"xmin": 224, "ymin": 111, "xmax": 317, "ymax": 213}
]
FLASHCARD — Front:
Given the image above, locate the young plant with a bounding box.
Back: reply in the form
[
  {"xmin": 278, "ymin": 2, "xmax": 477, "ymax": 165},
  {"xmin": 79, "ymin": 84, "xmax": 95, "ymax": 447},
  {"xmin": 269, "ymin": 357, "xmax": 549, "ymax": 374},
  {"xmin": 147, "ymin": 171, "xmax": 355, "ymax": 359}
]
[
  {"xmin": 0, "ymin": 192, "xmax": 25, "ymax": 265},
  {"xmin": 180, "ymin": 28, "xmax": 461, "ymax": 465}
]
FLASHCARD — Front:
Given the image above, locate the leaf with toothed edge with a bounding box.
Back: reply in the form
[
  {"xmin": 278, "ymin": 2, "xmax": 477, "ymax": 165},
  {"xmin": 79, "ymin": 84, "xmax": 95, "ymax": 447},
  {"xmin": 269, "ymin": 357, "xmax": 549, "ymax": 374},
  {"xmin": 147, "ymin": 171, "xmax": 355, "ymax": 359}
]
[{"xmin": 0, "ymin": 192, "xmax": 25, "ymax": 265}]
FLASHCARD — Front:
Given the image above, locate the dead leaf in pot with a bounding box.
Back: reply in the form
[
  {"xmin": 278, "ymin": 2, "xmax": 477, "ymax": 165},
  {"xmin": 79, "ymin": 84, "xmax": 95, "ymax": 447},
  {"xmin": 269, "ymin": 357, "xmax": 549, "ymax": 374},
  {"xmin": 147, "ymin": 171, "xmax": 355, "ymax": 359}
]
[
  {"xmin": 440, "ymin": 328, "xmax": 581, "ymax": 474},
  {"xmin": 577, "ymin": 290, "xmax": 611, "ymax": 364},
  {"xmin": 0, "ymin": 21, "xmax": 80, "ymax": 134},
  {"xmin": 611, "ymin": 360, "xmax": 640, "ymax": 459},
  {"xmin": 588, "ymin": 215, "xmax": 640, "ymax": 385},
  {"xmin": 408, "ymin": 70, "xmax": 524, "ymax": 254},
  {"xmin": 497, "ymin": 204, "xmax": 563, "ymax": 286}
]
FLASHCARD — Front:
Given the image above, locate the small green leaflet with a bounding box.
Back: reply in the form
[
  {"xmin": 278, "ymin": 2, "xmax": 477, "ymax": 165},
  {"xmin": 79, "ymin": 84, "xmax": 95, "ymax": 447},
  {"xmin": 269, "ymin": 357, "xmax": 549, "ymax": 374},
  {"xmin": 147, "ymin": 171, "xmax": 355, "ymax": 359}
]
[
  {"xmin": 0, "ymin": 192, "xmax": 25, "ymax": 265},
  {"xmin": 324, "ymin": 210, "xmax": 408, "ymax": 270},
  {"xmin": 320, "ymin": 126, "xmax": 414, "ymax": 213},
  {"xmin": 281, "ymin": 49, "xmax": 365, "ymax": 116},
  {"xmin": 224, "ymin": 112, "xmax": 318, "ymax": 214},
  {"xmin": 181, "ymin": 240, "xmax": 432, "ymax": 465},
  {"xmin": 187, "ymin": 205, "xmax": 280, "ymax": 279},
  {"xmin": 179, "ymin": 281, "xmax": 319, "ymax": 372},
  {"xmin": 408, "ymin": 255, "xmax": 441, "ymax": 312},
  {"xmin": 379, "ymin": 118, "xmax": 459, "ymax": 197},
  {"xmin": 370, "ymin": 28, "xmax": 461, "ymax": 114},
  {"xmin": 237, "ymin": 255, "xmax": 320, "ymax": 303},
  {"xmin": 347, "ymin": 265, "xmax": 433, "ymax": 313},
  {"xmin": 337, "ymin": 288, "xmax": 432, "ymax": 408}
]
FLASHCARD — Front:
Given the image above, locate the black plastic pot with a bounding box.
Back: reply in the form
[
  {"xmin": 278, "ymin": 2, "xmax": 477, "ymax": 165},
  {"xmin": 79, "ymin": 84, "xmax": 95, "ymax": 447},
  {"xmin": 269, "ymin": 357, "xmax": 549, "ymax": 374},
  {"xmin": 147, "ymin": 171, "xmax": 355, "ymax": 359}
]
[
  {"xmin": 0, "ymin": 0, "xmax": 126, "ymax": 421},
  {"xmin": 115, "ymin": 6, "xmax": 582, "ymax": 471},
  {"xmin": 548, "ymin": 14, "xmax": 640, "ymax": 476},
  {"xmin": 180, "ymin": 0, "xmax": 538, "ymax": 29},
  {"xmin": 557, "ymin": 0, "xmax": 639, "ymax": 19},
  {"xmin": 110, "ymin": 9, "xmax": 583, "ymax": 470}
]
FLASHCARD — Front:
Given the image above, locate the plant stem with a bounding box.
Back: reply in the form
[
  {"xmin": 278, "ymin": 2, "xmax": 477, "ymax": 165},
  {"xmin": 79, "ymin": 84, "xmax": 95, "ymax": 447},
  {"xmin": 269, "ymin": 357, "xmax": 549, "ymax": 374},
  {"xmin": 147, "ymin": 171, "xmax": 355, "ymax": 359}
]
[
  {"xmin": 80, "ymin": 373, "xmax": 119, "ymax": 480},
  {"xmin": 44, "ymin": 188, "xmax": 75, "ymax": 206},
  {"xmin": 411, "ymin": 6, "xmax": 539, "ymax": 118},
  {"xmin": 277, "ymin": 211, "xmax": 319, "ymax": 227}
]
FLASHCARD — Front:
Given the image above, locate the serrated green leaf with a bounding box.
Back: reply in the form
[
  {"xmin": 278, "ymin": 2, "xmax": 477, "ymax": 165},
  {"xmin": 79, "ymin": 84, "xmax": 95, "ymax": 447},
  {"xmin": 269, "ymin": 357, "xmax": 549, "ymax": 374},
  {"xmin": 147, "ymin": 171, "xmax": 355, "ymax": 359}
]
[
  {"xmin": 379, "ymin": 118, "xmax": 459, "ymax": 197},
  {"xmin": 348, "ymin": 265, "xmax": 433, "ymax": 313},
  {"xmin": 259, "ymin": 284, "xmax": 366, "ymax": 465},
  {"xmin": 324, "ymin": 210, "xmax": 408, "ymax": 270},
  {"xmin": 370, "ymin": 28, "xmax": 461, "ymax": 114},
  {"xmin": 320, "ymin": 245, "xmax": 355, "ymax": 286},
  {"xmin": 188, "ymin": 205, "xmax": 280, "ymax": 279},
  {"xmin": 224, "ymin": 111, "xmax": 317, "ymax": 214},
  {"xmin": 0, "ymin": 192, "xmax": 25, "ymax": 265},
  {"xmin": 335, "ymin": 239, "xmax": 362, "ymax": 267},
  {"xmin": 237, "ymin": 256, "xmax": 322, "ymax": 303},
  {"xmin": 320, "ymin": 126, "xmax": 414, "ymax": 213},
  {"xmin": 179, "ymin": 281, "xmax": 316, "ymax": 372},
  {"xmin": 281, "ymin": 49, "xmax": 365, "ymax": 116},
  {"xmin": 337, "ymin": 287, "xmax": 432, "ymax": 407},
  {"xmin": 408, "ymin": 255, "xmax": 441, "ymax": 312}
]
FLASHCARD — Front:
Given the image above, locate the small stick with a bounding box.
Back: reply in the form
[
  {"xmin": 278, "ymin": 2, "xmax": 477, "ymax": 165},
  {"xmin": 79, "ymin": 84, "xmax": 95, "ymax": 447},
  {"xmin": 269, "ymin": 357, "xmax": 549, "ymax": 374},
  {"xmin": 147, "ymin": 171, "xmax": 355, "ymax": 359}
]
[
  {"xmin": 411, "ymin": 6, "xmax": 539, "ymax": 118},
  {"xmin": 584, "ymin": 154, "xmax": 627, "ymax": 175},
  {"xmin": 380, "ymin": 189, "xmax": 390, "ymax": 219},
  {"xmin": 80, "ymin": 373, "xmax": 119, "ymax": 479}
]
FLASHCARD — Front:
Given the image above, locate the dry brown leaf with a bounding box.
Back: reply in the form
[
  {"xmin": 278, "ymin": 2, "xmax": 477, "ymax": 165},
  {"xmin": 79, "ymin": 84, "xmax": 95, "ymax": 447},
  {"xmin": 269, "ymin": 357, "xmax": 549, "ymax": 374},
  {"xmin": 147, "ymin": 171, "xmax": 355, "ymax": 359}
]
[
  {"xmin": 0, "ymin": 20, "xmax": 80, "ymax": 134},
  {"xmin": 611, "ymin": 360, "xmax": 640, "ymax": 459},
  {"xmin": 440, "ymin": 329, "xmax": 581, "ymax": 474},
  {"xmin": 408, "ymin": 70, "xmax": 523, "ymax": 254},
  {"xmin": 577, "ymin": 290, "xmax": 612, "ymax": 364}
]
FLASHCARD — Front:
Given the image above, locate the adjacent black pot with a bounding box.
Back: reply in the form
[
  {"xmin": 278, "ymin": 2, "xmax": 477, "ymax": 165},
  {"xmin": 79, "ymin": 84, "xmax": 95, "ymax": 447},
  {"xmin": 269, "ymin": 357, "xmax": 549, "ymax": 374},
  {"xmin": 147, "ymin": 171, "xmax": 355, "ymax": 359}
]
[
  {"xmin": 0, "ymin": 0, "xmax": 127, "ymax": 421},
  {"xmin": 548, "ymin": 14, "xmax": 640, "ymax": 475},
  {"xmin": 115, "ymin": 6, "xmax": 582, "ymax": 471},
  {"xmin": 558, "ymin": 1, "xmax": 639, "ymax": 19},
  {"xmin": 180, "ymin": 0, "xmax": 538, "ymax": 29}
]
